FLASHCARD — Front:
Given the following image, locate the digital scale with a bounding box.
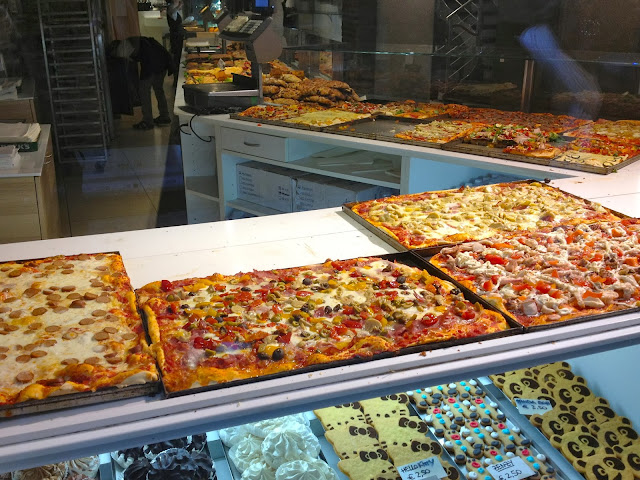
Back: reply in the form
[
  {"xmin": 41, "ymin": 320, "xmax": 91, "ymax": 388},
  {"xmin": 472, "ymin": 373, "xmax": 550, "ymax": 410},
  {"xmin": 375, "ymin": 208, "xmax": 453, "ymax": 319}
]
[{"xmin": 182, "ymin": 10, "xmax": 282, "ymax": 112}]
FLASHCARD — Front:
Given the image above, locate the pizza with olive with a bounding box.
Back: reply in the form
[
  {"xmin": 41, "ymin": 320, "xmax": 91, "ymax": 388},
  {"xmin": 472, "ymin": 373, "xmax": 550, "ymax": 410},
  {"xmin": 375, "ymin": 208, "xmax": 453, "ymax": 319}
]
[
  {"xmin": 135, "ymin": 257, "xmax": 508, "ymax": 393},
  {"xmin": 0, "ymin": 253, "xmax": 158, "ymax": 407}
]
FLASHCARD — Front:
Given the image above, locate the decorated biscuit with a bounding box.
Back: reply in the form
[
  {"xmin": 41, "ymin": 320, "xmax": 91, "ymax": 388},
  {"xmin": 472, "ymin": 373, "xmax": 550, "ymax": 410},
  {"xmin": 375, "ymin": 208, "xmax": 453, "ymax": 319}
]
[
  {"xmin": 471, "ymin": 397, "xmax": 506, "ymax": 424},
  {"xmin": 443, "ymin": 429, "xmax": 484, "ymax": 463},
  {"xmin": 620, "ymin": 443, "xmax": 640, "ymax": 479},
  {"xmin": 424, "ymin": 405, "xmax": 457, "ymax": 431},
  {"xmin": 313, "ymin": 402, "xmax": 366, "ymax": 431},
  {"xmin": 572, "ymin": 397, "xmax": 616, "ymax": 426},
  {"xmin": 372, "ymin": 416, "xmax": 430, "ymax": 449},
  {"xmin": 485, "ymin": 421, "xmax": 531, "ymax": 450},
  {"xmin": 338, "ymin": 449, "xmax": 400, "ymax": 480},
  {"xmin": 361, "ymin": 394, "xmax": 411, "ymax": 423},
  {"xmin": 590, "ymin": 417, "xmax": 638, "ymax": 449},
  {"xmin": 453, "ymin": 379, "xmax": 485, "ymax": 398},
  {"xmin": 464, "ymin": 457, "xmax": 495, "ymax": 480},
  {"xmin": 530, "ymin": 406, "xmax": 581, "ymax": 444},
  {"xmin": 576, "ymin": 449, "xmax": 634, "ymax": 480},
  {"xmin": 465, "ymin": 425, "xmax": 501, "ymax": 449},
  {"xmin": 324, "ymin": 421, "xmax": 381, "ymax": 459},
  {"xmin": 386, "ymin": 437, "xmax": 447, "ymax": 467},
  {"xmin": 551, "ymin": 426, "xmax": 604, "ymax": 473},
  {"xmin": 514, "ymin": 447, "xmax": 556, "ymax": 478},
  {"xmin": 545, "ymin": 377, "xmax": 593, "ymax": 408}
]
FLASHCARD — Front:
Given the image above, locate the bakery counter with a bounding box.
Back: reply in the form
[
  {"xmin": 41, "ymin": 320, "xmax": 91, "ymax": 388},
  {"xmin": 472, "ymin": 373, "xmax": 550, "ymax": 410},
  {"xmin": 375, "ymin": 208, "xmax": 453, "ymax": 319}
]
[{"xmin": 2, "ymin": 201, "xmax": 640, "ymax": 472}]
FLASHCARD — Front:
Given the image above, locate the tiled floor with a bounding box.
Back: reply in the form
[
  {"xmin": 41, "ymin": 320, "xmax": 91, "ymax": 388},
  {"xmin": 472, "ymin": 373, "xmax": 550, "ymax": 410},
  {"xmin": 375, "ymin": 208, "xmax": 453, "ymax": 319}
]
[{"xmin": 59, "ymin": 78, "xmax": 187, "ymax": 237}]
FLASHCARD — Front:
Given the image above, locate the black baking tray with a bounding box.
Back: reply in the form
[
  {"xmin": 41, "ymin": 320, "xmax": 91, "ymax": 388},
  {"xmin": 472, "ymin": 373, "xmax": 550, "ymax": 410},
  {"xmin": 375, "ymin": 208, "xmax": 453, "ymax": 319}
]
[
  {"xmin": 1, "ymin": 382, "xmax": 160, "ymax": 418},
  {"xmin": 441, "ymin": 140, "xmax": 552, "ymax": 167},
  {"xmin": 342, "ymin": 180, "xmax": 631, "ymax": 256},
  {"xmin": 414, "ymin": 245, "xmax": 640, "ymax": 334},
  {"xmin": 154, "ymin": 252, "xmax": 522, "ymax": 399},
  {"xmin": 323, "ymin": 116, "xmax": 440, "ymax": 140}
]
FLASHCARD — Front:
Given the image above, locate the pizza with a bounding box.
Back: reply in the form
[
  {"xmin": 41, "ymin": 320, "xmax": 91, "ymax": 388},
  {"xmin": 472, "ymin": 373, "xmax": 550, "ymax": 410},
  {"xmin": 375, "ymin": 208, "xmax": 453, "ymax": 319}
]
[
  {"xmin": 238, "ymin": 104, "xmax": 323, "ymax": 121},
  {"xmin": 283, "ymin": 109, "xmax": 371, "ymax": 127},
  {"xmin": 349, "ymin": 182, "xmax": 621, "ymax": 249},
  {"xmin": 566, "ymin": 119, "xmax": 640, "ymax": 144},
  {"xmin": 430, "ymin": 219, "xmax": 640, "ymax": 327},
  {"xmin": 0, "ymin": 253, "xmax": 158, "ymax": 407},
  {"xmin": 565, "ymin": 137, "xmax": 640, "ymax": 160},
  {"xmin": 454, "ymin": 108, "xmax": 590, "ymax": 134},
  {"xmin": 464, "ymin": 124, "xmax": 562, "ymax": 159},
  {"xmin": 135, "ymin": 257, "xmax": 508, "ymax": 393},
  {"xmin": 394, "ymin": 120, "xmax": 479, "ymax": 144}
]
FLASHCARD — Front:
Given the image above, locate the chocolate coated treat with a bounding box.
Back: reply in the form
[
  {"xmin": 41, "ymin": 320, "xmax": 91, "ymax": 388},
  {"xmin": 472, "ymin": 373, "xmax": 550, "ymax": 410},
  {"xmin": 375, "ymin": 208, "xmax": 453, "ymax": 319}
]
[
  {"xmin": 123, "ymin": 457, "xmax": 152, "ymax": 480},
  {"xmin": 147, "ymin": 448, "xmax": 215, "ymax": 480}
]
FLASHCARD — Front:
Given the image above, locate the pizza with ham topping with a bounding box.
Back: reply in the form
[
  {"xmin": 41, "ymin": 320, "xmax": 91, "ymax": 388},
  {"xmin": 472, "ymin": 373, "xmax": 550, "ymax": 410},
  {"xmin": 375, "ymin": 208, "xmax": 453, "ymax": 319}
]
[
  {"xmin": 431, "ymin": 219, "xmax": 640, "ymax": 327},
  {"xmin": 349, "ymin": 182, "xmax": 621, "ymax": 249},
  {"xmin": 135, "ymin": 257, "xmax": 508, "ymax": 393},
  {"xmin": 0, "ymin": 253, "xmax": 158, "ymax": 407}
]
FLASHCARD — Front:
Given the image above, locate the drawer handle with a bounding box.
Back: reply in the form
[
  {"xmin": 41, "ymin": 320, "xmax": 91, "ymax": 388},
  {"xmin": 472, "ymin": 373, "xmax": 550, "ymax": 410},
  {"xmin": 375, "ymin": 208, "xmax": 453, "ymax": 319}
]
[{"xmin": 243, "ymin": 141, "xmax": 260, "ymax": 147}]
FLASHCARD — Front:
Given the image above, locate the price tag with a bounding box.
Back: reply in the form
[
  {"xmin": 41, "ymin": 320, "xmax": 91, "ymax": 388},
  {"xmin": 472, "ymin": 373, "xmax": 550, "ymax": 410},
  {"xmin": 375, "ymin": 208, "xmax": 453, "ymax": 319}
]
[
  {"xmin": 398, "ymin": 456, "xmax": 447, "ymax": 480},
  {"xmin": 487, "ymin": 457, "xmax": 535, "ymax": 480},
  {"xmin": 514, "ymin": 398, "xmax": 553, "ymax": 415}
]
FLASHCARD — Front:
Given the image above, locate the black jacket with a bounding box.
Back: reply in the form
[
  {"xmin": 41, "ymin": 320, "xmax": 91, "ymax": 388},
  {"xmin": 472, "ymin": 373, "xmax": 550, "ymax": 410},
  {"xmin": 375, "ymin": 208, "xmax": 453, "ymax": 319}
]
[{"xmin": 130, "ymin": 36, "xmax": 174, "ymax": 79}]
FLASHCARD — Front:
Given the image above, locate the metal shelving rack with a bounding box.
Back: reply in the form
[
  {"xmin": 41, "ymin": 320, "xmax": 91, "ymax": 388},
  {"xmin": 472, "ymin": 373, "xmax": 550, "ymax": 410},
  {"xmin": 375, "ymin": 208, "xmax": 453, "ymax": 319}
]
[{"xmin": 37, "ymin": 0, "xmax": 113, "ymax": 165}]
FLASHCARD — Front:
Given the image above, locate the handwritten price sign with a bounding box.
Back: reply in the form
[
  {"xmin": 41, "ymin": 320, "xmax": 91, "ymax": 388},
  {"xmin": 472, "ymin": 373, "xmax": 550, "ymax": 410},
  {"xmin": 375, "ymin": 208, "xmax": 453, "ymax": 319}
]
[
  {"xmin": 487, "ymin": 457, "xmax": 535, "ymax": 480},
  {"xmin": 398, "ymin": 456, "xmax": 447, "ymax": 480},
  {"xmin": 514, "ymin": 398, "xmax": 553, "ymax": 415}
]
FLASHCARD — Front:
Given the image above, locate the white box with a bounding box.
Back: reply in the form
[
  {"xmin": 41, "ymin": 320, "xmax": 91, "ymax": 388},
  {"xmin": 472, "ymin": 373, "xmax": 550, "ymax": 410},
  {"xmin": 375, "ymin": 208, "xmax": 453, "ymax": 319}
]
[
  {"xmin": 237, "ymin": 162, "xmax": 308, "ymax": 213},
  {"xmin": 294, "ymin": 174, "xmax": 396, "ymax": 212}
]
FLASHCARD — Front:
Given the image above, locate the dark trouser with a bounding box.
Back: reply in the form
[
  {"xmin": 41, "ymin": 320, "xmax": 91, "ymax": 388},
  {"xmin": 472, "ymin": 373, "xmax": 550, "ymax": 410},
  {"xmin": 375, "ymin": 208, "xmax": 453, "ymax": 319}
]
[{"xmin": 139, "ymin": 71, "xmax": 169, "ymax": 123}]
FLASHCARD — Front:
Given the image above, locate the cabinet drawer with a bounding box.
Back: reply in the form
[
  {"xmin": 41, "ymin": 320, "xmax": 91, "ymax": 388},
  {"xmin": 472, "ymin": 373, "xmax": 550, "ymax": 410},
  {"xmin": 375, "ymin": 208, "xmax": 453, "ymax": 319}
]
[{"xmin": 220, "ymin": 128, "xmax": 287, "ymax": 161}]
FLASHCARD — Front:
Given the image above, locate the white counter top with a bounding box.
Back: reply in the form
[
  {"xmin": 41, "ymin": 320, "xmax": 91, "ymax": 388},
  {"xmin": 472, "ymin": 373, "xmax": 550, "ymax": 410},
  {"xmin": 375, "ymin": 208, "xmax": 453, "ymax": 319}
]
[{"xmin": 0, "ymin": 125, "xmax": 51, "ymax": 178}]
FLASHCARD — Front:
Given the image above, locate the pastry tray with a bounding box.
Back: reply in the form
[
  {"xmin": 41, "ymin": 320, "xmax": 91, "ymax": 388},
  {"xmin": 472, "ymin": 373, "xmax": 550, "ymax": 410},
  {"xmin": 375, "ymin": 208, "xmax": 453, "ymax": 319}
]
[
  {"xmin": 323, "ymin": 116, "xmax": 443, "ymax": 140},
  {"xmin": 157, "ymin": 252, "xmax": 522, "ymax": 399},
  {"xmin": 411, "ymin": 379, "xmax": 573, "ymax": 480},
  {"xmin": 0, "ymin": 382, "xmax": 160, "ymax": 418},
  {"xmin": 342, "ymin": 179, "xmax": 631, "ymax": 255}
]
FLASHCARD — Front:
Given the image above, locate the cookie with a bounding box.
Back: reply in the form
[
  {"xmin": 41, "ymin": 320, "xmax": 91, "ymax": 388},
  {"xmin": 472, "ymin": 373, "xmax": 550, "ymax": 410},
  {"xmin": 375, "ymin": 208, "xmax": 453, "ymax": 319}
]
[
  {"xmin": 371, "ymin": 416, "xmax": 430, "ymax": 449},
  {"xmin": 325, "ymin": 421, "xmax": 381, "ymax": 460},
  {"xmin": 590, "ymin": 417, "xmax": 638, "ymax": 449},
  {"xmin": 442, "ymin": 429, "xmax": 484, "ymax": 463},
  {"xmin": 576, "ymin": 449, "xmax": 634, "ymax": 480},
  {"xmin": 620, "ymin": 443, "xmax": 640, "ymax": 479},
  {"xmin": 488, "ymin": 421, "xmax": 531, "ymax": 449},
  {"xmin": 471, "ymin": 398, "xmax": 506, "ymax": 424},
  {"xmin": 424, "ymin": 405, "xmax": 457, "ymax": 430},
  {"xmin": 545, "ymin": 377, "xmax": 593, "ymax": 408},
  {"xmin": 465, "ymin": 425, "xmax": 502, "ymax": 449},
  {"xmin": 464, "ymin": 457, "xmax": 494, "ymax": 480},
  {"xmin": 361, "ymin": 394, "xmax": 411, "ymax": 423},
  {"xmin": 454, "ymin": 380, "xmax": 485, "ymax": 398},
  {"xmin": 551, "ymin": 426, "xmax": 603, "ymax": 473},
  {"xmin": 386, "ymin": 437, "xmax": 451, "ymax": 470},
  {"xmin": 338, "ymin": 449, "xmax": 400, "ymax": 480},
  {"xmin": 530, "ymin": 406, "xmax": 580, "ymax": 444},
  {"xmin": 514, "ymin": 447, "xmax": 557, "ymax": 478},
  {"xmin": 314, "ymin": 402, "xmax": 366, "ymax": 431},
  {"xmin": 572, "ymin": 397, "xmax": 616, "ymax": 426}
]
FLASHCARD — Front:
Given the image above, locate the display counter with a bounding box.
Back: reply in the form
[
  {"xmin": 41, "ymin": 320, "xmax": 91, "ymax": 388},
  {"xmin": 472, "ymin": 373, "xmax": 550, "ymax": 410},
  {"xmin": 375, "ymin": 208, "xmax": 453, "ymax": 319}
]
[
  {"xmin": 1, "ymin": 173, "xmax": 640, "ymax": 472},
  {"xmin": 0, "ymin": 125, "xmax": 63, "ymax": 244}
]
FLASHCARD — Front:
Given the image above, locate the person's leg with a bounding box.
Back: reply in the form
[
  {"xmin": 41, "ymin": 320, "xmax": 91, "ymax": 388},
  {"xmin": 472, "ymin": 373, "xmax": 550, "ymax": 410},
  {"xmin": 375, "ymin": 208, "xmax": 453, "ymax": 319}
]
[
  {"xmin": 151, "ymin": 71, "xmax": 170, "ymax": 122},
  {"xmin": 135, "ymin": 75, "xmax": 154, "ymax": 129}
]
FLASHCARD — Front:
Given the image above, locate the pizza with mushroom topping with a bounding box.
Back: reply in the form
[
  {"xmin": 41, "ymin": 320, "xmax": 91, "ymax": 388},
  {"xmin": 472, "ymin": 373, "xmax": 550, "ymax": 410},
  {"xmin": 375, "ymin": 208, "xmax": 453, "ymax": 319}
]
[
  {"xmin": 135, "ymin": 257, "xmax": 508, "ymax": 393},
  {"xmin": 0, "ymin": 253, "xmax": 158, "ymax": 407},
  {"xmin": 430, "ymin": 219, "xmax": 640, "ymax": 327},
  {"xmin": 349, "ymin": 182, "xmax": 621, "ymax": 249}
]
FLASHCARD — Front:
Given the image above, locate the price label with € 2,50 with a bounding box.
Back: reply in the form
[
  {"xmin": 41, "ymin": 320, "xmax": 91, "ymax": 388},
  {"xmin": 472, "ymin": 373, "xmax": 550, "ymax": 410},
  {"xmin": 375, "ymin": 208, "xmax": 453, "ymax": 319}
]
[
  {"xmin": 397, "ymin": 456, "xmax": 447, "ymax": 480},
  {"xmin": 514, "ymin": 398, "xmax": 553, "ymax": 415},
  {"xmin": 486, "ymin": 457, "xmax": 535, "ymax": 480}
]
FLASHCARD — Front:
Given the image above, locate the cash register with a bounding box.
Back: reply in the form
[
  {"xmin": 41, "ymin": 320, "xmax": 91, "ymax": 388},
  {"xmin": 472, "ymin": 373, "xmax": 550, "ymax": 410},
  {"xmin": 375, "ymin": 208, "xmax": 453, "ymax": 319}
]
[{"xmin": 182, "ymin": 3, "xmax": 282, "ymax": 112}]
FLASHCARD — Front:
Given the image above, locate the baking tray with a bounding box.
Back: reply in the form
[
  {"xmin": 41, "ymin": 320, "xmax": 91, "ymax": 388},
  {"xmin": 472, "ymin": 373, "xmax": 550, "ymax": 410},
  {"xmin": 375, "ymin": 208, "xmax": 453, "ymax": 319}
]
[
  {"xmin": 323, "ymin": 117, "xmax": 420, "ymax": 140},
  {"xmin": 1, "ymin": 382, "xmax": 160, "ymax": 417},
  {"xmin": 410, "ymin": 379, "xmax": 571, "ymax": 480},
  {"xmin": 156, "ymin": 252, "xmax": 522, "ymax": 399},
  {"xmin": 417, "ymin": 248, "xmax": 640, "ymax": 334},
  {"xmin": 374, "ymin": 119, "xmax": 449, "ymax": 149},
  {"xmin": 547, "ymin": 151, "xmax": 640, "ymax": 175},
  {"xmin": 342, "ymin": 180, "xmax": 631, "ymax": 255},
  {"xmin": 442, "ymin": 140, "xmax": 552, "ymax": 167}
]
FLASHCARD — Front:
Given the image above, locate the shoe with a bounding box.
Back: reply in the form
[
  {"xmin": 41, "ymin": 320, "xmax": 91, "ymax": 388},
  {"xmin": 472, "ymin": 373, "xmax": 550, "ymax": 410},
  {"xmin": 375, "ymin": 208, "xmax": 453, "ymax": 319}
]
[
  {"xmin": 133, "ymin": 120, "xmax": 154, "ymax": 130},
  {"xmin": 154, "ymin": 116, "xmax": 171, "ymax": 125}
]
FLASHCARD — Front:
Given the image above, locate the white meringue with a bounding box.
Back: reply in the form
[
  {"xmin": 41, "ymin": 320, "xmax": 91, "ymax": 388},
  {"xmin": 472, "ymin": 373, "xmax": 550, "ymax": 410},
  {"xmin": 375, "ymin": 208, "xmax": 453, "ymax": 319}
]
[
  {"xmin": 275, "ymin": 459, "xmax": 338, "ymax": 480},
  {"xmin": 241, "ymin": 460, "xmax": 277, "ymax": 480},
  {"xmin": 230, "ymin": 435, "xmax": 264, "ymax": 473}
]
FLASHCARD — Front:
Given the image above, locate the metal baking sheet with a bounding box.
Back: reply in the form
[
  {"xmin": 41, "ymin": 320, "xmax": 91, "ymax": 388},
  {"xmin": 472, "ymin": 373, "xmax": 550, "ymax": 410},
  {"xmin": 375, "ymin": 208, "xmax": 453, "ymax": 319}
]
[
  {"xmin": 343, "ymin": 180, "xmax": 631, "ymax": 255},
  {"xmin": 419, "ymin": 248, "xmax": 640, "ymax": 334},
  {"xmin": 1, "ymin": 382, "xmax": 160, "ymax": 418},
  {"xmin": 442, "ymin": 141, "xmax": 552, "ymax": 167},
  {"xmin": 160, "ymin": 252, "xmax": 521, "ymax": 399},
  {"xmin": 547, "ymin": 151, "xmax": 640, "ymax": 175},
  {"xmin": 324, "ymin": 117, "xmax": 414, "ymax": 140}
]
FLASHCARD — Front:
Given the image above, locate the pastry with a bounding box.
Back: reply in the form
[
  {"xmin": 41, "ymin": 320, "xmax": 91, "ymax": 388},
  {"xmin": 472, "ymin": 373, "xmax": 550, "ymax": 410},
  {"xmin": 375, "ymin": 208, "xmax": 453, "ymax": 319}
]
[
  {"xmin": 324, "ymin": 421, "xmax": 381, "ymax": 459},
  {"xmin": 229, "ymin": 435, "xmax": 264, "ymax": 473},
  {"xmin": 11, "ymin": 463, "xmax": 67, "ymax": 480},
  {"xmin": 143, "ymin": 438, "xmax": 189, "ymax": 459},
  {"xmin": 123, "ymin": 458, "xmax": 151, "ymax": 480},
  {"xmin": 275, "ymin": 459, "xmax": 338, "ymax": 480},
  {"xmin": 147, "ymin": 448, "xmax": 214, "ymax": 480},
  {"xmin": 241, "ymin": 460, "xmax": 277, "ymax": 480},
  {"xmin": 261, "ymin": 428, "xmax": 319, "ymax": 469},
  {"xmin": 66, "ymin": 456, "xmax": 99, "ymax": 478}
]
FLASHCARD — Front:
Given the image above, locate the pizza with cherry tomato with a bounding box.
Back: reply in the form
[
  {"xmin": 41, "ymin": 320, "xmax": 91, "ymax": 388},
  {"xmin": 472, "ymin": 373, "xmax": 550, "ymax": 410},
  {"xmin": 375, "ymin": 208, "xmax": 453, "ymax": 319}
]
[
  {"xmin": 136, "ymin": 257, "xmax": 508, "ymax": 393},
  {"xmin": 464, "ymin": 123, "xmax": 562, "ymax": 159},
  {"xmin": 430, "ymin": 219, "xmax": 640, "ymax": 327},
  {"xmin": 349, "ymin": 182, "xmax": 621, "ymax": 250}
]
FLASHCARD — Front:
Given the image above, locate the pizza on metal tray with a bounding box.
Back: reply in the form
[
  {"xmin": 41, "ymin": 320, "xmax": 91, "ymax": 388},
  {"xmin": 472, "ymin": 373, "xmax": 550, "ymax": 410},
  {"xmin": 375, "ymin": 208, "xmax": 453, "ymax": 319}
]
[{"xmin": 135, "ymin": 257, "xmax": 507, "ymax": 393}]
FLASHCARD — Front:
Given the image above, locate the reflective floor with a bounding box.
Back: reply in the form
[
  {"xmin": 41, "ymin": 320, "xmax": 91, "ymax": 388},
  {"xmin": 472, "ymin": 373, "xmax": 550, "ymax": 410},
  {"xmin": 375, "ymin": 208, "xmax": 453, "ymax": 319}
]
[{"xmin": 58, "ymin": 78, "xmax": 187, "ymax": 237}]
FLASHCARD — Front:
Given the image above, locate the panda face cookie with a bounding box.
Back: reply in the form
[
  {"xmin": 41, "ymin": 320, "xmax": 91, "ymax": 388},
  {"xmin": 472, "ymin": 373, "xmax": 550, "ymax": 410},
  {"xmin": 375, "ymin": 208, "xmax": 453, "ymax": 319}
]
[
  {"xmin": 530, "ymin": 406, "xmax": 580, "ymax": 444},
  {"xmin": 579, "ymin": 450, "xmax": 634, "ymax": 480},
  {"xmin": 552, "ymin": 426, "xmax": 603, "ymax": 473}
]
